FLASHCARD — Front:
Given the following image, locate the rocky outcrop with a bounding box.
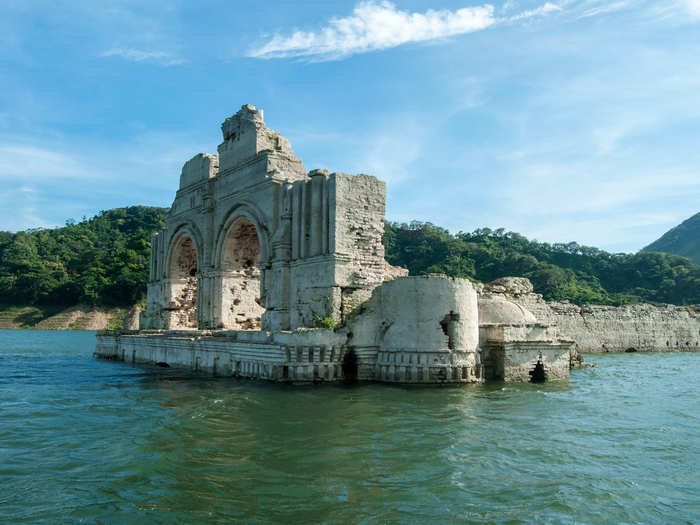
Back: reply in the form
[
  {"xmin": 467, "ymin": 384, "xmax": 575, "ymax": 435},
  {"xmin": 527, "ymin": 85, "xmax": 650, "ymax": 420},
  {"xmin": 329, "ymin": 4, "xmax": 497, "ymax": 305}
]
[{"xmin": 482, "ymin": 277, "xmax": 700, "ymax": 353}]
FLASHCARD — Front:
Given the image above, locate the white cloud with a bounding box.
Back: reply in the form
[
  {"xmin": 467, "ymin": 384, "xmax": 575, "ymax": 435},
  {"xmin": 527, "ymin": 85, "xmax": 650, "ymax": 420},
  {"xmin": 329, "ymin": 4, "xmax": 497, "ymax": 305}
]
[
  {"xmin": 101, "ymin": 47, "xmax": 184, "ymax": 65},
  {"xmin": 249, "ymin": 1, "xmax": 497, "ymax": 60},
  {"xmin": 683, "ymin": 0, "xmax": 700, "ymax": 17},
  {"xmin": 508, "ymin": 2, "xmax": 562, "ymax": 21},
  {"xmin": 502, "ymin": 1, "xmax": 519, "ymax": 13},
  {"xmin": 591, "ymin": 114, "xmax": 658, "ymax": 155},
  {"xmin": 248, "ymin": 1, "xmax": 567, "ymax": 60},
  {"xmin": 578, "ymin": 1, "xmax": 631, "ymax": 19}
]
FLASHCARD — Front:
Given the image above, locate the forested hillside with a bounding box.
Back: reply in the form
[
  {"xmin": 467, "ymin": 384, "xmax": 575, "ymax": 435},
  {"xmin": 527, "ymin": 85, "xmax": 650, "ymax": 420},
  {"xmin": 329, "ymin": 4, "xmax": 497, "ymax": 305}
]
[
  {"xmin": 384, "ymin": 222, "xmax": 700, "ymax": 305},
  {"xmin": 0, "ymin": 207, "xmax": 168, "ymax": 307},
  {"xmin": 2, "ymin": 210, "xmax": 699, "ymax": 309},
  {"xmin": 642, "ymin": 212, "xmax": 700, "ymax": 265}
]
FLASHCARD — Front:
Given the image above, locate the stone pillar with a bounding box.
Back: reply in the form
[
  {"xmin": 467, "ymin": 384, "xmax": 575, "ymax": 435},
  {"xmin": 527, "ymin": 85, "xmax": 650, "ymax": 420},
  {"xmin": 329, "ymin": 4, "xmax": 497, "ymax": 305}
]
[
  {"xmin": 300, "ymin": 181, "xmax": 308, "ymax": 259},
  {"xmin": 309, "ymin": 170, "xmax": 326, "ymax": 256},
  {"xmin": 292, "ymin": 184, "xmax": 301, "ymax": 260},
  {"xmin": 198, "ymin": 269, "xmax": 218, "ymax": 329},
  {"xmin": 264, "ymin": 186, "xmax": 294, "ymax": 331},
  {"xmin": 211, "ymin": 270, "xmax": 227, "ymax": 329}
]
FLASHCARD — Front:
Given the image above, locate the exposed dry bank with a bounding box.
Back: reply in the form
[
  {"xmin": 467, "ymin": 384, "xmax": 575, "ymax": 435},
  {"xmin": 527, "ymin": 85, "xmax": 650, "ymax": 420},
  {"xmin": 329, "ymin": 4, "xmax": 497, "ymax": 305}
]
[{"xmin": 0, "ymin": 305, "xmax": 140, "ymax": 330}]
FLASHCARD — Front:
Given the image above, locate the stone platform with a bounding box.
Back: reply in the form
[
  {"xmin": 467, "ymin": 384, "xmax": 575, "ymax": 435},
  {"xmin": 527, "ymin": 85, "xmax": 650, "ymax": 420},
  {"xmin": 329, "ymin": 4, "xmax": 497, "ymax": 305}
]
[
  {"xmin": 96, "ymin": 329, "xmax": 348, "ymax": 382},
  {"xmin": 95, "ymin": 323, "xmax": 573, "ymax": 385},
  {"xmin": 95, "ymin": 106, "xmax": 574, "ymax": 385}
]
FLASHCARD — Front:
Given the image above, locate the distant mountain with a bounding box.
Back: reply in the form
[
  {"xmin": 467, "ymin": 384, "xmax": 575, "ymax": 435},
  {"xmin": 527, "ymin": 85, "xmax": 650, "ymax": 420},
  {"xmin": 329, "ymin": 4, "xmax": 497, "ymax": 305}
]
[{"xmin": 642, "ymin": 213, "xmax": 700, "ymax": 265}]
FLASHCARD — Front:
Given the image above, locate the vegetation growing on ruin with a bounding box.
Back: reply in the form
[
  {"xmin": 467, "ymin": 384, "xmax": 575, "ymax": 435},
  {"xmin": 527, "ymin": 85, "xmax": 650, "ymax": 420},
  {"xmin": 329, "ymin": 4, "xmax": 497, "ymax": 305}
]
[
  {"xmin": 1, "ymin": 208, "xmax": 699, "ymax": 308},
  {"xmin": 384, "ymin": 221, "xmax": 700, "ymax": 306},
  {"xmin": 0, "ymin": 206, "xmax": 167, "ymax": 307},
  {"xmin": 313, "ymin": 315, "xmax": 338, "ymax": 330}
]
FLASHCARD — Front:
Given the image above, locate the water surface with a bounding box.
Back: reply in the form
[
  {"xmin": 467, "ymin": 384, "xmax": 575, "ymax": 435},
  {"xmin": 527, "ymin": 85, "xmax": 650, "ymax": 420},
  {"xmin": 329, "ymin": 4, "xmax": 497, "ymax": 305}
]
[{"xmin": 1, "ymin": 330, "xmax": 698, "ymax": 523}]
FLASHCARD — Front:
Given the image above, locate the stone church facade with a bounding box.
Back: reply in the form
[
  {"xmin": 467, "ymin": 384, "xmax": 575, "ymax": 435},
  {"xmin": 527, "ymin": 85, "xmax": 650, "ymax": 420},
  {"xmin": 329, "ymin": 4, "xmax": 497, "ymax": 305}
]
[
  {"xmin": 141, "ymin": 104, "xmax": 387, "ymax": 333},
  {"xmin": 98, "ymin": 105, "xmax": 574, "ymax": 384}
]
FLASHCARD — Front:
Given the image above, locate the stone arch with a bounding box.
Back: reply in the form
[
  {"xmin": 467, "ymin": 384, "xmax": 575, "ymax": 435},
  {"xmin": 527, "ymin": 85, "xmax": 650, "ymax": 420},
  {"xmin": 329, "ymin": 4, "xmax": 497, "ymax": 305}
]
[
  {"xmin": 165, "ymin": 225, "xmax": 203, "ymax": 329},
  {"xmin": 214, "ymin": 205, "xmax": 271, "ymax": 330},
  {"xmin": 167, "ymin": 223, "xmax": 205, "ymax": 272},
  {"xmin": 215, "ymin": 204, "xmax": 271, "ymax": 267}
]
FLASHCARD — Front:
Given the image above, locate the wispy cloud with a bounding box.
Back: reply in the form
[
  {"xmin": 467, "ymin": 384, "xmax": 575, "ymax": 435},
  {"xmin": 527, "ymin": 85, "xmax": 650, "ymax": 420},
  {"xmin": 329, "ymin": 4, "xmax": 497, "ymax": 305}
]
[
  {"xmin": 249, "ymin": 1, "xmax": 499, "ymax": 60},
  {"xmin": 0, "ymin": 129, "xmax": 210, "ymax": 231},
  {"xmin": 101, "ymin": 47, "xmax": 184, "ymax": 65},
  {"xmin": 682, "ymin": 0, "xmax": 700, "ymax": 18},
  {"xmin": 249, "ymin": 1, "xmax": 568, "ymax": 60},
  {"xmin": 352, "ymin": 116, "xmax": 429, "ymax": 185},
  {"xmin": 248, "ymin": 0, "xmax": 700, "ymax": 62},
  {"xmin": 578, "ymin": 1, "xmax": 631, "ymax": 19},
  {"xmin": 0, "ymin": 145, "xmax": 93, "ymax": 181},
  {"xmin": 508, "ymin": 2, "xmax": 562, "ymax": 21}
]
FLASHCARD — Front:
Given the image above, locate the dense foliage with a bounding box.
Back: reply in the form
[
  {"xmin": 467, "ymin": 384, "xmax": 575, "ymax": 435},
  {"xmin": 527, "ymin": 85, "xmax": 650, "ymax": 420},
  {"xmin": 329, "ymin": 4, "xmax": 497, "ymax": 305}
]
[
  {"xmin": 384, "ymin": 222, "xmax": 700, "ymax": 305},
  {"xmin": 1, "ymin": 208, "xmax": 698, "ymax": 308},
  {"xmin": 0, "ymin": 207, "xmax": 168, "ymax": 307},
  {"xmin": 642, "ymin": 212, "xmax": 700, "ymax": 265}
]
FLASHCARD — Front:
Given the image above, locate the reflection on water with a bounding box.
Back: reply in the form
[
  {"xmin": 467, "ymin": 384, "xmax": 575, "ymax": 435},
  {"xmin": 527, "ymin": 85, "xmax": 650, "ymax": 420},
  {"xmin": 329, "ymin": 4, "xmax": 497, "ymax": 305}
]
[{"xmin": 0, "ymin": 330, "xmax": 698, "ymax": 524}]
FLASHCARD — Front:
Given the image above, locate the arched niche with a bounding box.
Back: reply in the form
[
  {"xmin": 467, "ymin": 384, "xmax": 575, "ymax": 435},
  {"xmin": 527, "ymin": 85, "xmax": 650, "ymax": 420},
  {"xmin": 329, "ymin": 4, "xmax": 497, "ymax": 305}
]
[
  {"xmin": 218, "ymin": 217, "xmax": 266, "ymax": 330},
  {"xmin": 166, "ymin": 233, "xmax": 199, "ymax": 329}
]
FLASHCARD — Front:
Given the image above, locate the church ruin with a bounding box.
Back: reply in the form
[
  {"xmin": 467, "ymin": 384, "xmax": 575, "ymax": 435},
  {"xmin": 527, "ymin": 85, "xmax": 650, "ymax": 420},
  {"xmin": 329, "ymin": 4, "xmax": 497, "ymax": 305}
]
[{"xmin": 97, "ymin": 104, "xmax": 574, "ymax": 383}]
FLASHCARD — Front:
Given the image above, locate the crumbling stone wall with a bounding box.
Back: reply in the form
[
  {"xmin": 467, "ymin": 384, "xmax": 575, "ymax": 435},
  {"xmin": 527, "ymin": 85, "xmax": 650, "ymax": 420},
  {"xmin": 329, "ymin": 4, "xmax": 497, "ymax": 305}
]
[
  {"xmin": 140, "ymin": 104, "xmax": 388, "ymax": 332},
  {"xmin": 285, "ymin": 170, "xmax": 387, "ymax": 328},
  {"xmin": 344, "ymin": 275, "xmax": 482, "ymax": 382},
  {"xmin": 332, "ymin": 173, "xmax": 387, "ymax": 318},
  {"xmin": 167, "ymin": 237, "xmax": 198, "ymax": 329},
  {"xmin": 483, "ymin": 277, "xmax": 700, "ymax": 353},
  {"xmin": 120, "ymin": 105, "xmax": 578, "ymax": 384},
  {"xmin": 220, "ymin": 219, "xmax": 265, "ymax": 330},
  {"xmin": 172, "ymin": 277, "xmax": 198, "ymax": 328}
]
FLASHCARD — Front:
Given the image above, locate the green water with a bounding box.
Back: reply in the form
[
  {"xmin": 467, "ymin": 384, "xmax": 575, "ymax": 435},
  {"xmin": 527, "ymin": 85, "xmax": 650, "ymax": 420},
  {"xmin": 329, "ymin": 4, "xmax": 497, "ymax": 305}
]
[{"xmin": 0, "ymin": 330, "xmax": 698, "ymax": 524}]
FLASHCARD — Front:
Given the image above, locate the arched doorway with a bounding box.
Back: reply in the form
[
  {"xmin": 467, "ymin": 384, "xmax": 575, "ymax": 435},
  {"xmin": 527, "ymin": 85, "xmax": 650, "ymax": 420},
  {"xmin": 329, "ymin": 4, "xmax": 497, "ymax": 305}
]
[
  {"xmin": 168, "ymin": 235, "xmax": 198, "ymax": 329},
  {"xmin": 219, "ymin": 218, "xmax": 265, "ymax": 330}
]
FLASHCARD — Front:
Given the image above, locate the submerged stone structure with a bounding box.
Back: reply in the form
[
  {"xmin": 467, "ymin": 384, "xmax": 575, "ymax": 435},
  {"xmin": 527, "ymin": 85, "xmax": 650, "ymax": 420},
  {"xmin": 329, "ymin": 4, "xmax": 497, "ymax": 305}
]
[
  {"xmin": 485, "ymin": 277, "xmax": 700, "ymax": 354},
  {"xmin": 96, "ymin": 104, "xmax": 573, "ymax": 383}
]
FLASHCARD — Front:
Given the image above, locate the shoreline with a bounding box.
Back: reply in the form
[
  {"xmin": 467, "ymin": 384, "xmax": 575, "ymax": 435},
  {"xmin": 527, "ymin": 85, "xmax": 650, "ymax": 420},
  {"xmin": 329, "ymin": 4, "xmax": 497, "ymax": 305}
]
[{"xmin": 0, "ymin": 304, "xmax": 140, "ymax": 331}]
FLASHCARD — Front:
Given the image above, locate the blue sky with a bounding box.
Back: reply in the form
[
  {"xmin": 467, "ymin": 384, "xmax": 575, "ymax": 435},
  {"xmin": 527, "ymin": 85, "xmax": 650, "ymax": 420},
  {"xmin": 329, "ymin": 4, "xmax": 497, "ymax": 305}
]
[{"xmin": 1, "ymin": 0, "xmax": 698, "ymax": 253}]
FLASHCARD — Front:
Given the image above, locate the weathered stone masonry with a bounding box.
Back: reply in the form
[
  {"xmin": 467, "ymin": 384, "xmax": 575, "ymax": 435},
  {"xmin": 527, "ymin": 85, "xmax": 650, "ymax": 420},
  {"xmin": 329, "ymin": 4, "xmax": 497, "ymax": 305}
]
[
  {"xmin": 141, "ymin": 104, "xmax": 387, "ymax": 333},
  {"xmin": 97, "ymin": 105, "xmax": 574, "ymax": 384},
  {"xmin": 481, "ymin": 277, "xmax": 700, "ymax": 354}
]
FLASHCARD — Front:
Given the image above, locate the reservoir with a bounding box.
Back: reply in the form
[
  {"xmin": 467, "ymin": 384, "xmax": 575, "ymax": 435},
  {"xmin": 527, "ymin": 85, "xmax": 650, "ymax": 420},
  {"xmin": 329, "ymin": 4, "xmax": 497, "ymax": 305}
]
[{"xmin": 1, "ymin": 329, "xmax": 698, "ymax": 523}]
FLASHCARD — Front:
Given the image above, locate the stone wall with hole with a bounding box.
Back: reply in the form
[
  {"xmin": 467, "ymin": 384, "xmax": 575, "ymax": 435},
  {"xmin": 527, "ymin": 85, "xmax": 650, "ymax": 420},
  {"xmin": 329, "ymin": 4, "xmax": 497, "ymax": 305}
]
[
  {"xmin": 343, "ymin": 275, "xmax": 484, "ymax": 382},
  {"xmin": 164, "ymin": 237, "xmax": 198, "ymax": 329},
  {"xmin": 219, "ymin": 220, "xmax": 265, "ymax": 330}
]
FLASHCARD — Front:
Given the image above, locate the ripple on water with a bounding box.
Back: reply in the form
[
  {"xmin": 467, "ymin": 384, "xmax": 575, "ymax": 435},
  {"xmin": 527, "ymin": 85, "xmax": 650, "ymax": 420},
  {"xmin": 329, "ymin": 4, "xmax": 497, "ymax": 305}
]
[{"xmin": 0, "ymin": 331, "xmax": 699, "ymax": 523}]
